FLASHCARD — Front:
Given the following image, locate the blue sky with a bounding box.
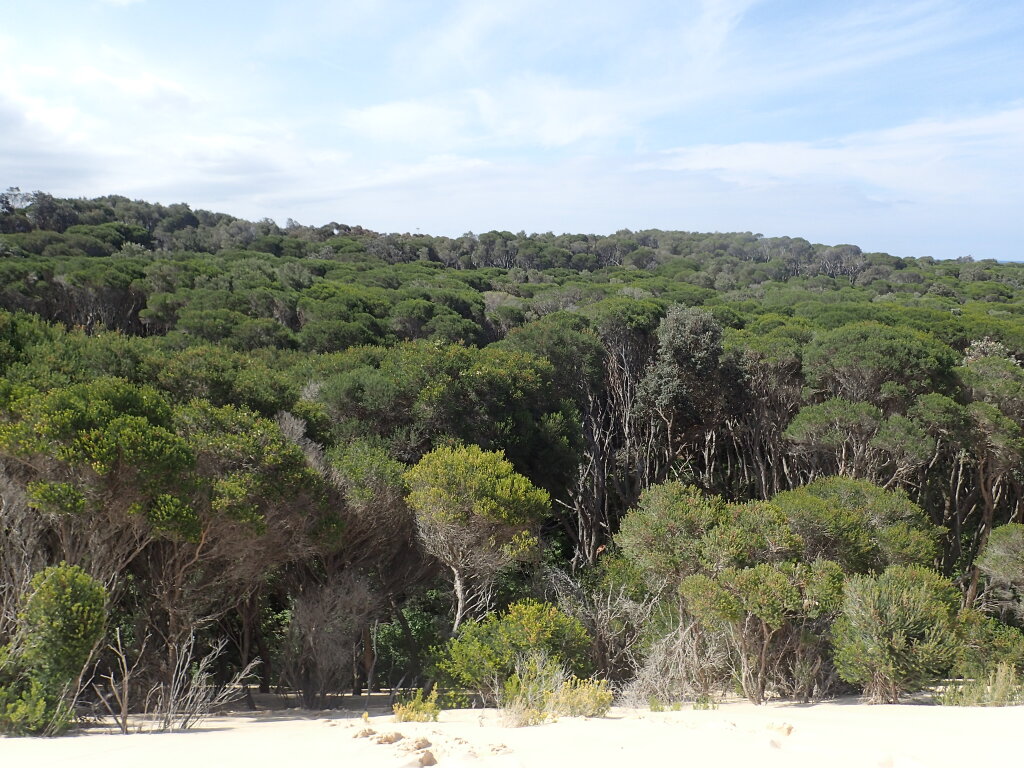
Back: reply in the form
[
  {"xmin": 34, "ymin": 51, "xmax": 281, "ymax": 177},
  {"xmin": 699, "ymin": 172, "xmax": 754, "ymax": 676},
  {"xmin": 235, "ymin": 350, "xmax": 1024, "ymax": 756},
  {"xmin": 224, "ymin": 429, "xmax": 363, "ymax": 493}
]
[{"xmin": 2, "ymin": 0, "xmax": 1022, "ymax": 259}]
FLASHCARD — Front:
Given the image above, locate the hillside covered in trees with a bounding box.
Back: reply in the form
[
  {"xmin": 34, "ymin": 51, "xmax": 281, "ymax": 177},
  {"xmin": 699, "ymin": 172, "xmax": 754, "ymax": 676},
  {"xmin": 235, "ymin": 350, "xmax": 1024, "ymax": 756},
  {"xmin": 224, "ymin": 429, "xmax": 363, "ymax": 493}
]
[{"xmin": 3, "ymin": 188, "xmax": 1024, "ymax": 733}]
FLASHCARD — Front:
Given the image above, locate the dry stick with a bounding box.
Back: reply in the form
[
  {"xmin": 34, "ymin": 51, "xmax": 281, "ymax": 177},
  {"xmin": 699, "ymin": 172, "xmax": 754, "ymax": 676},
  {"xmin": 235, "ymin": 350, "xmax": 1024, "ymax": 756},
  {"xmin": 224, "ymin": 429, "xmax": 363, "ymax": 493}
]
[{"xmin": 91, "ymin": 629, "xmax": 150, "ymax": 734}]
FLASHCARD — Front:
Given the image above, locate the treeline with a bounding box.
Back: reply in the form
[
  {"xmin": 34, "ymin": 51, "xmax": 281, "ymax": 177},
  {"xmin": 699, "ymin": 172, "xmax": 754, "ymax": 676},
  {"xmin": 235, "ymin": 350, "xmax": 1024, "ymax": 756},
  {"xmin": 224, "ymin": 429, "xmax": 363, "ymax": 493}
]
[{"xmin": 2, "ymin": 189, "xmax": 1024, "ymax": 733}]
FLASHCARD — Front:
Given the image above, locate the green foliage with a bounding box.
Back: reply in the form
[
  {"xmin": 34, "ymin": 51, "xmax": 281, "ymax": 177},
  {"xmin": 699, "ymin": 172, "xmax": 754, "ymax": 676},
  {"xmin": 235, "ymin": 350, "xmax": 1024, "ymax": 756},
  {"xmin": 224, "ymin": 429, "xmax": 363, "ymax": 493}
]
[
  {"xmin": 392, "ymin": 688, "xmax": 440, "ymax": 722},
  {"xmin": 0, "ymin": 564, "xmax": 106, "ymax": 735},
  {"xmin": 498, "ymin": 652, "xmax": 611, "ymax": 727},
  {"xmin": 772, "ymin": 477, "xmax": 939, "ymax": 573},
  {"xmin": 937, "ymin": 662, "xmax": 1024, "ymax": 706},
  {"xmin": 977, "ymin": 522, "xmax": 1024, "ymax": 586},
  {"xmin": 833, "ymin": 565, "xmax": 961, "ymax": 703},
  {"xmin": 13, "ymin": 191, "xmax": 1024, "ymax": 713},
  {"xmin": 803, "ymin": 322, "xmax": 957, "ymax": 409},
  {"xmin": 406, "ymin": 444, "xmax": 548, "ymax": 558},
  {"xmin": 0, "ymin": 678, "xmax": 72, "ymax": 737},
  {"xmin": 19, "ymin": 564, "xmax": 107, "ymax": 688},
  {"xmin": 680, "ymin": 560, "xmax": 844, "ymax": 703},
  {"xmin": 953, "ymin": 608, "xmax": 1024, "ymax": 676},
  {"xmin": 616, "ymin": 482, "xmax": 800, "ymax": 587},
  {"xmin": 440, "ymin": 600, "xmax": 591, "ymax": 702}
]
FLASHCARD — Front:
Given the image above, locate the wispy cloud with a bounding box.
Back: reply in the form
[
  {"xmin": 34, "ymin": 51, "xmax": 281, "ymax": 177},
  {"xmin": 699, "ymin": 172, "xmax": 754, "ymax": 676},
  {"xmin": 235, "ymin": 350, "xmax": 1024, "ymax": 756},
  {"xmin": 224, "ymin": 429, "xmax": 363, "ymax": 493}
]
[{"xmin": 645, "ymin": 107, "xmax": 1024, "ymax": 203}]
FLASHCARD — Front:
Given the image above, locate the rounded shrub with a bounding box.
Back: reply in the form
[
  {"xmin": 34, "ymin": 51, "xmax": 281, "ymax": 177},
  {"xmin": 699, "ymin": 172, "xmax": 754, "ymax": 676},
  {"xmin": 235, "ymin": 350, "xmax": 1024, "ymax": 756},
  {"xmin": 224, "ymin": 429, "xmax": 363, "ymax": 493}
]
[
  {"xmin": 19, "ymin": 563, "xmax": 108, "ymax": 689},
  {"xmin": 832, "ymin": 565, "xmax": 960, "ymax": 703},
  {"xmin": 440, "ymin": 600, "xmax": 591, "ymax": 702},
  {"xmin": 0, "ymin": 563, "xmax": 107, "ymax": 735}
]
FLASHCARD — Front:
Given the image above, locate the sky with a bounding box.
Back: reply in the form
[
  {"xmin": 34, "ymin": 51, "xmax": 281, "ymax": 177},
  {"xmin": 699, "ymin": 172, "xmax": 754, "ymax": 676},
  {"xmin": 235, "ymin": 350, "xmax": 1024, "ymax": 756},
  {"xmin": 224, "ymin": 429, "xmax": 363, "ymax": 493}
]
[{"xmin": 2, "ymin": 0, "xmax": 1023, "ymax": 259}]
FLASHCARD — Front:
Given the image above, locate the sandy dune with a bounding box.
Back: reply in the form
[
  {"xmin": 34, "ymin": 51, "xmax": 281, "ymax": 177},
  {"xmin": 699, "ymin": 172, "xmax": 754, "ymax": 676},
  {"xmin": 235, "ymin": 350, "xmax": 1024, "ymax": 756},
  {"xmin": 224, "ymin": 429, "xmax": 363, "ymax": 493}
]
[{"xmin": 1, "ymin": 699, "xmax": 1019, "ymax": 768}]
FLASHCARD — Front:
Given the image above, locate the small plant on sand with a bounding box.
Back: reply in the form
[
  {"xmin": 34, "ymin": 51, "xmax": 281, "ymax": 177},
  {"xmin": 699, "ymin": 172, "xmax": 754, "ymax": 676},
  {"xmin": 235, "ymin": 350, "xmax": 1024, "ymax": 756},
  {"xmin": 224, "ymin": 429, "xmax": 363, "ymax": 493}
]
[
  {"xmin": 937, "ymin": 663, "xmax": 1024, "ymax": 707},
  {"xmin": 692, "ymin": 694, "xmax": 719, "ymax": 710},
  {"xmin": 549, "ymin": 676, "xmax": 613, "ymax": 718},
  {"xmin": 440, "ymin": 600, "xmax": 591, "ymax": 703},
  {"xmin": 393, "ymin": 688, "xmax": 440, "ymax": 722},
  {"xmin": 498, "ymin": 651, "xmax": 611, "ymax": 727}
]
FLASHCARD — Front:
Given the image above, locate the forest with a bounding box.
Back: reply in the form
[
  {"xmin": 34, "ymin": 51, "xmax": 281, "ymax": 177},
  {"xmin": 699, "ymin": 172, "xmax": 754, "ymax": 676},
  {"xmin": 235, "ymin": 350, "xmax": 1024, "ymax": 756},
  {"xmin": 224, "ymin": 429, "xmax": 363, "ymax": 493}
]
[{"xmin": 2, "ymin": 187, "xmax": 1024, "ymax": 734}]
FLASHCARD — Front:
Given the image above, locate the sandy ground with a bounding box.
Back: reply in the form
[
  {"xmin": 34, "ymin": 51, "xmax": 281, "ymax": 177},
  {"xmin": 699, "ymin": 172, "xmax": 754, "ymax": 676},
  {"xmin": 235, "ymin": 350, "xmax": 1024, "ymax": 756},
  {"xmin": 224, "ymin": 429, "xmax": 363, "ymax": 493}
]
[{"xmin": 1, "ymin": 699, "xmax": 1019, "ymax": 768}]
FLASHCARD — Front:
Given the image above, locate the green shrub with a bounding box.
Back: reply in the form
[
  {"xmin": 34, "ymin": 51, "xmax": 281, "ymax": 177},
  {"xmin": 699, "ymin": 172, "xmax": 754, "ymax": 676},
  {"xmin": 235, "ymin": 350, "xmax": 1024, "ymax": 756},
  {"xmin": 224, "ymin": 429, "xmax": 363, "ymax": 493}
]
[
  {"xmin": 440, "ymin": 600, "xmax": 591, "ymax": 702},
  {"xmin": 549, "ymin": 676, "xmax": 613, "ymax": 718},
  {"xmin": 692, "ymin": 694, "xmax": 719, "ymax": 710},
  {"xmin": 772, "ymin": 477, "xmax": 940, "ymax": 573},
  {"xmin": 954, "ymin": 609, "xmax": 1024, "ymax": 676},
  {"xmin": 833, "ymin": 565, "xmax": 960, "ymax": 703},
  {"xmin": 393, "ymin": 688, "xmax": 440, "ymax": 722},
  {"xmin": 19, "ymin": 563, "xmax": 107, "ymax": 690},
  {"xmin": 0, "ymin": 678, "xmax": 72, "ymax": 736},
  {"xmin": 0, "ymin": 563, "xmax": 106, "ymax": 736},
  {"xmin": 680, "ymin": 560, "xmax": 844, "ymax": 704},
  {"xmin": 615, "ymin": 482, "xmax": 799, "ymax": 588},
  {"xmin": 499, "ymin": 653, "xmax": 565, "ymax": 727}
]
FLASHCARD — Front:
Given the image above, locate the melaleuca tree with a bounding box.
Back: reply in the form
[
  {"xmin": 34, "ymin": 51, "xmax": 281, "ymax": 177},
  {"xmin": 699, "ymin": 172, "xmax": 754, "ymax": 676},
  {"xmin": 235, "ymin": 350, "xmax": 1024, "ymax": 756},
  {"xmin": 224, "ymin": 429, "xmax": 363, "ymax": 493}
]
[
  {"xmin": 500, "ymin": 312, "xmax": 608, "ymax": 565},
  {"xmin": 718, "ymin": 320, "xmax": 808, "ymax": 497},
  {"xmin": 771, "ymin": 477, "xmax": 940, "ymax": 574},
  {"xmin": 803, "ymin": 322, "xmax": 957, "ymax": 412},
  {"xmin": 318, "ymin": 340, "xmax": 578, "ymax": 499},
  {"xmin": 635, "ymin": 306, "xmax": 727, "ymax": 486},
  {"xmin": 615, "ymin": 481, "xmax": 800, "ymax": 589},
  {"xmin": 405, "ymin": 445, "xmax": 549, "ymax": 631},
  {"xmin": 0, "ymin": 376, "xmax": 340, "ymax": 687},
  {"xmin": 976, "ymin": 523, "xmax": 1024, "ymax": 621},
  {"xmin": 0, "ymin": 377, "xmax": 194, "ymax": 586}
]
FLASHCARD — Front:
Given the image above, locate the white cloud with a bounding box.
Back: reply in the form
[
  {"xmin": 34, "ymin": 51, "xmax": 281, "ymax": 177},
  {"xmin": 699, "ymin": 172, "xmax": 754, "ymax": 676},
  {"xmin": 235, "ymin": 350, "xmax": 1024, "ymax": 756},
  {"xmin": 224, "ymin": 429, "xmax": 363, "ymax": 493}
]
[
  {"xmin": 645, "ymin": 107, "xmax": 1024, "ymax": 204},
  {"xmin": 470, "ymin": 75, "xmax": 633, "ymax": 148},
  {"xmin": 69, "ymin": 65, "xmax": 191, "ymax": 104},
  {"xmin": 341, "ymin": 100, "xmax": 469, "ymax": 148}
]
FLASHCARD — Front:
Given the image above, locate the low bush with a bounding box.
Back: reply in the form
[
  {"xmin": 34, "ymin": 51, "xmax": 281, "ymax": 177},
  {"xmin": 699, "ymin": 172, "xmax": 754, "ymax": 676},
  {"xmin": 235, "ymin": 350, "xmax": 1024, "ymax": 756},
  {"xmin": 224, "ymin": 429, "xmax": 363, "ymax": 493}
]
[
  {"xmin": 937, "ymin": 662, "xmax": 1024, "ymax": 707},
  {"xmin": 393, "ymin": 688, "xmax": 440, "ymax": 722},
  {"xmin": 440, "ymin": 600, "xmax": 591, "ymax": 702},
  {"xmin": 0, "ymin": 563, "xmax": 106, "ymax": 735},
  {"xmin": 498, "ymin": 652, "xmax": 612, "ymax": 727}
]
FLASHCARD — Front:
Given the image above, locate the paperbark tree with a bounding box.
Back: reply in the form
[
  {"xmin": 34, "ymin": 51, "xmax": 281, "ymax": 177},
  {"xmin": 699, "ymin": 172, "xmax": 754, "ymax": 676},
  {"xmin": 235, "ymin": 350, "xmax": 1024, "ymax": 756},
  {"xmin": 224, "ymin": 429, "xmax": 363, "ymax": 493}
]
[{"xmin": 405, "ymin": 445, "xmax": 549, "ymax": 631}]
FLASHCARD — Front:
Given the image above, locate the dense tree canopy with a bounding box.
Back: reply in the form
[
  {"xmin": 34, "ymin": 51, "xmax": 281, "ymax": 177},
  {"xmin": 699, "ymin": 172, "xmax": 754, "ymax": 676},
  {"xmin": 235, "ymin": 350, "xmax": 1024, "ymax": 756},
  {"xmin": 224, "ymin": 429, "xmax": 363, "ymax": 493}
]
[{"xmin": 4, "ymin": 190, "xmax": 1024, "ymax": 722}]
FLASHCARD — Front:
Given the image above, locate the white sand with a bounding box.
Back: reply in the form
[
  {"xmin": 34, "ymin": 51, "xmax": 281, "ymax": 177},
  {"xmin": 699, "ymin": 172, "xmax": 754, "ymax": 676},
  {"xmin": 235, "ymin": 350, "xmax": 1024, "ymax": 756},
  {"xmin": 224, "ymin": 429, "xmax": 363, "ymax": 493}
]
[{"xmin": 1, "ymin": 699, "xmax": 1019, "ymax": 768}]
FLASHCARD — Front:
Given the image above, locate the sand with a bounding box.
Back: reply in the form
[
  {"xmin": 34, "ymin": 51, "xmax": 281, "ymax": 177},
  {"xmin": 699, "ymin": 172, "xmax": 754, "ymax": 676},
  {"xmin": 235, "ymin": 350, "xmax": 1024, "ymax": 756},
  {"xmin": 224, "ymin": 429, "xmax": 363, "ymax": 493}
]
[{"xmin": 1, "ymin": 699, "xmax": 1018, "ymax": 768}]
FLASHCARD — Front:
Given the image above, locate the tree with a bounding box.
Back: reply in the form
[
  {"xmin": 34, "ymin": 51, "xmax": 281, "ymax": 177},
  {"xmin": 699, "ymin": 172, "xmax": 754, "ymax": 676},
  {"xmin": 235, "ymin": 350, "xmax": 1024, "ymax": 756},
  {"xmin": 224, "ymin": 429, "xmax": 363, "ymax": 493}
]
[
  {"xmin": 803, "ymin": 322, "xmax": 956, "ymax": 411},
  {"xmin": 636, "ymin": 306, "xmax": 727, "ymax": 487},
  {"xmin": 405, "ymin": 445, "xmax": 549, "ymax": 631},
  {"xmin": 615, "ymin": 481, "xmax": 800, "ymax": 588},
  {"xmin": 681, "ymin": 560, "xmax": 844, "ymax": 704}
]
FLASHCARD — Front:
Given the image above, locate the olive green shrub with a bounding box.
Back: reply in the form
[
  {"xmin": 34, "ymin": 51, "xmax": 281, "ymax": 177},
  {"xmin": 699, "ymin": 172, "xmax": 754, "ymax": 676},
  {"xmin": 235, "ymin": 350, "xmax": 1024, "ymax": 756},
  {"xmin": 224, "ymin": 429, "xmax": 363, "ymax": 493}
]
[
  {"xmin": 681, "ymin": 559, "xmax": 844, "ymax": 704},
  {"xmin": 0, "ymin": 563, "xmax": 107, "ymax": 735},
  {"xmin": 439, "ymin": 599, "xmax": 591, "ymax": 703},
  {"xmin": 498, "ymin": 651, "xmax": 612, "ymax": 727},
  {"xmin": 833, "ymin": 565, "xmax": 960, "ymax": 703}
]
